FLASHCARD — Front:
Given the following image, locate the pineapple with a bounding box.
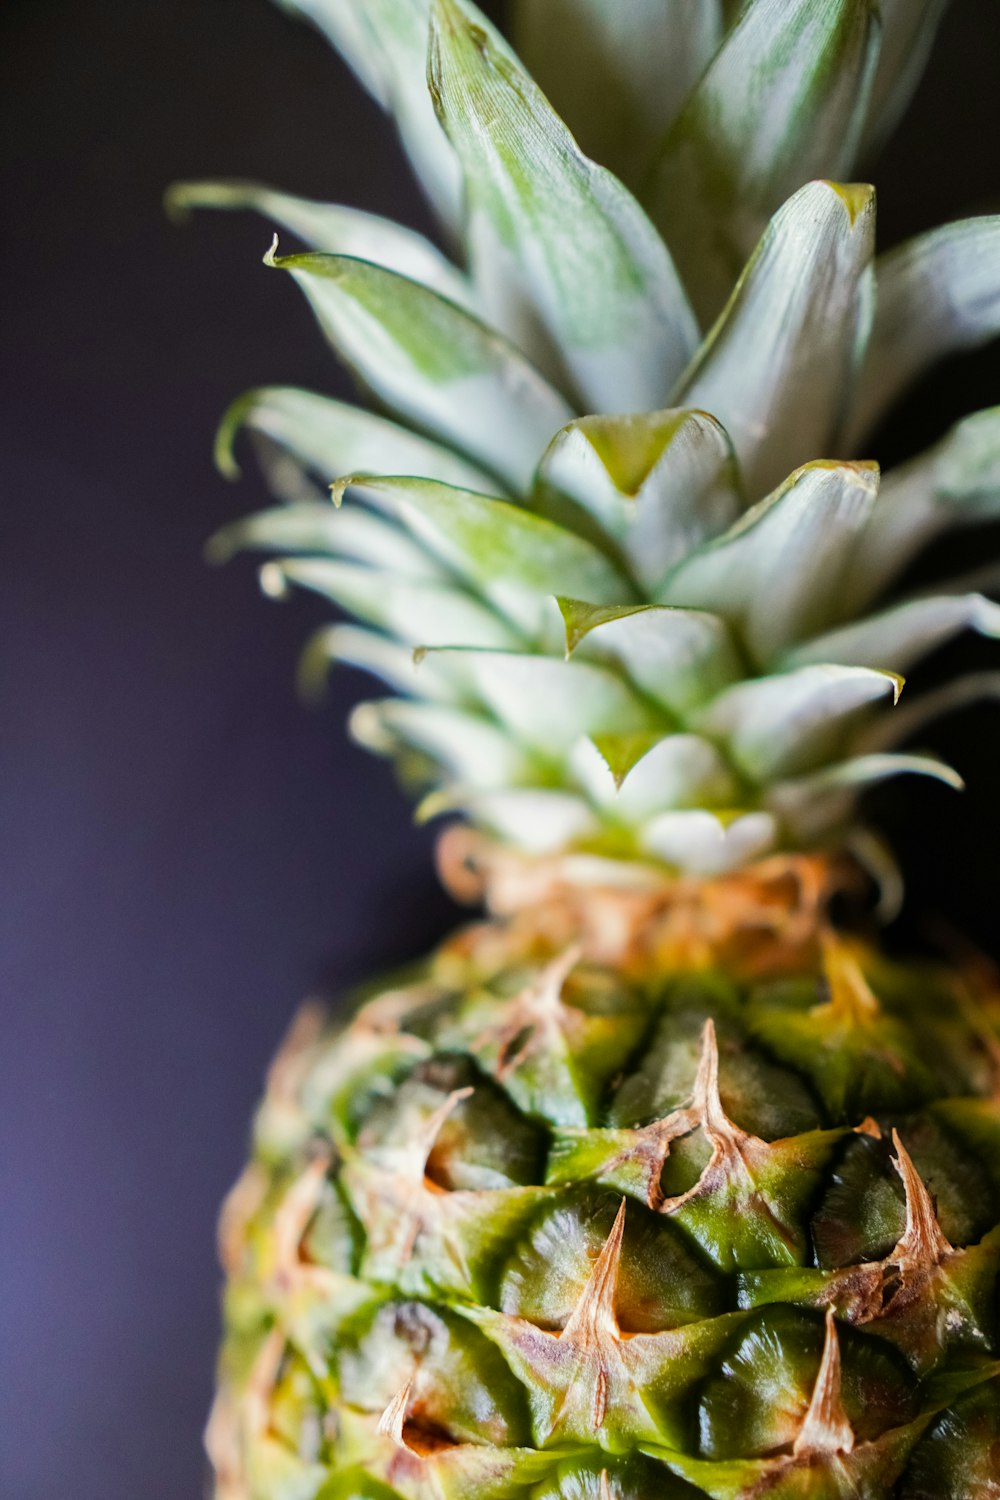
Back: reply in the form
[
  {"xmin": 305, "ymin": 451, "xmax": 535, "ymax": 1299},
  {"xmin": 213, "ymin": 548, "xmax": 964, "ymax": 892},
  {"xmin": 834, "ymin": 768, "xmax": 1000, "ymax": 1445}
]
[{"xmin": 173, "ymin": 2, "xmax": 1000, "ymax": 1496}]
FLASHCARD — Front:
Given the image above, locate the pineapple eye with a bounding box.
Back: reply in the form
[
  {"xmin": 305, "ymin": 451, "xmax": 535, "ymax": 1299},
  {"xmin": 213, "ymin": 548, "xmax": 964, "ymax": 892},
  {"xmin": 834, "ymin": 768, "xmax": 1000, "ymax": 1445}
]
[
  {"xmin": 497, "ymin": 1188, "xmax": 723, "ymax": 1334},
  {"xmin": 697, "ymin": 1307, "xmax": 917, "ymax": 1461}
]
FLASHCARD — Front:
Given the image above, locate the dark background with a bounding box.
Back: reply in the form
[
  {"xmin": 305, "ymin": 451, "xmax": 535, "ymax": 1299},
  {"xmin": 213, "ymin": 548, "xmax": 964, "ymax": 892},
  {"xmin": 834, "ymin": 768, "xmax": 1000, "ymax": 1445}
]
[{"xmin": 3, "ymin": 3, "xmax": 1000, "ymax": 1497}]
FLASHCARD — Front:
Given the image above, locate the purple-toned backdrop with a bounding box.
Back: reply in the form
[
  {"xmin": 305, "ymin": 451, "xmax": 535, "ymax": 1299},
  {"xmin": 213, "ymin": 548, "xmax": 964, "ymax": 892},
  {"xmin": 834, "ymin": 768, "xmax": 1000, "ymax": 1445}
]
[{"xmin": 3, "ymin": 3, "xmax": 1000, "ymax": 1497}]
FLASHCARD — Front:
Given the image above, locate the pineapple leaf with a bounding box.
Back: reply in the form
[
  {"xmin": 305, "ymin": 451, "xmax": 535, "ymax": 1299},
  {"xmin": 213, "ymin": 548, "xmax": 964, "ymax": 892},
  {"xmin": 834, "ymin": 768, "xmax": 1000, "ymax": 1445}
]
[
  {"xmin": 429, "ymin": 786, "xmax": 599, "ymax": 851},
  {"xmin": 427, "ymin": 0, "xmax": 699, "ymax": 414},
  {"xmin": 298, "ymin": 623, "xmax": 462, "ymax": 702},
  {"xmin": 673, "ymin": 181, "xmax": 876, "ymax": 501},
  {"xmin": 786, "ymin": 593, "xmax": 1000, "ymax": 674},
  {"xmin": 269, "ymin": 557, "xmax": 517, "ymax": 647},
  {"xmin": 770, "ymin": 752, "xmax": 964, "ymax": 842},
  {"xmin": 207, "ymin": 500, "xmax": 447, "ymax": 580},
  {"xmin": 275, "ymin": 0, "xmax": 462, "ymax": 229},
  {"xmin": 640, "ymin": 810, "xmax": 779, "ymax": 876},
  {"xmin": 168, "ymin": 179, "xmax": 474, "ymax": 308},
  {"xmin": 423, "ymin": 649, "xmax": 663, "ymax": 753},
  {"xmin": 696, "ymin": 664, "xmax": 903, "ymax": 781},
  {"xmin": 646, "ymin": 0, "xmax": 881, "ymax": 325},
  {"xmin": 858, "ymin": 672, "xmax": 1000, "ymax": 753},
  {"xmin": 350, "ymin": 698, "xmax": 532, "ymax": 787},
  {"xmin": 662, "ymin": 461, "xmax": 880, "ymax": 666},
  {"xmin": 340, "ymin": 476, "xmax": 632, "ymax": 641},
  {"xmin": 578, "ymin": 733, "xmax": 738, "ymax": 817},
  {"xmin": 511, "ymin": 0, "xmax": 727, "ymax": 193},
  {"xmin": 214, "ymin": 386, "xmax": 496, "ymax": 492},
  {"xmin": 846, "ymin": 405, "xmax": 1000, "ymax": 607},
  {"xmin": 265, "ymin": 247, "xmax": 574, "ymax": 491},
  {"xmin": 858, "ymin": 0, "xmax": 950, "ymax": 159},
  {"xmin": 535, "ymin": 409, "xmax": 742, "ymax": 594},
  {"xmin": 846, "ymin": 216, "xmax": 1000, "ymax": 449},
  {"xmin": 560, "ymin": 602, "xmax": 743, "ymax": 718}
]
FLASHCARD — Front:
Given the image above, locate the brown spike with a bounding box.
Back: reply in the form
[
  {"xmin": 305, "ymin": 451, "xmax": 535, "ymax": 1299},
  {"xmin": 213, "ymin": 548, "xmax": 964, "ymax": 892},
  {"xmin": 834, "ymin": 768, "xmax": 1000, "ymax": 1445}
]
[
  {"xmin": 691, "ymin": 1017, "xmax": 731, "ymax": 1134},
  {"xmin": 378, "ymin": 1380, "xmax": 413, "ymax": 1448},
  {"xmin": 890, "ymin": 1129, "xmax": 952, "ymax": 1270},
  {"xmin": 271, "ymin": 1150, "xmax": 332, "ymax": 1286},
  {"xmin": 388, "ymin": 1086, "xmax": 475, "ymax": 1183},
  {"xmin": 792, "ymin": 1307, "xmax": 856, "ymax": 1458},
  {"xmin": 599, "ymin": 1467, "xmax": 614, "ymax": 1500},
  {"xmin": 561, "ymin": 1197, "xmax": 626, "ymax": 1348}
]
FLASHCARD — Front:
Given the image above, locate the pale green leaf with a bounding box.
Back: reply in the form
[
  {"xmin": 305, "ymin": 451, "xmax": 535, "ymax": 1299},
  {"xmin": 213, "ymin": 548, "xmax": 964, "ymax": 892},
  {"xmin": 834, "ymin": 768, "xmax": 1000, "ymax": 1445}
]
[
  {"xmin": 512, "ymin": 0, "xmax": 726, "ymax": 191},
  {"xmin": 169, "ymin": 180, "xmax": 474, "ymax": 308},
  {"xmin": 770, "ymin": 753, "xmax": 964, "ymax": 841},
  {"xmin": 640, "ymin": 810, "xmax": 779, "ymax": 875},
  {"xmin": 207, "ymin": 501, "xmax": 448, "ymax": 580},
  {"xmin": 571, "ymin": 734, "xmax": 738, "ymax": 818},
  {"xmin": 560, "ymin": 601, "xmax": 742, "ymax": 717},
  {"xmin": 428, "ymin": 0, "xmax": 699, "ymax": 413},
  {"xmin": 859, "ymin": 0, "xmax": 949, "ymax": 159},
  {"xmin": 846, "ymin": 406, "xmax": 1000, "ymax": 607},
  {"xmin": 674, "ymin": 181, "xmax": 876, "ymax": 500},
  {"xmin": 661, "ymin": 461, "xmax": 880, "ymax": 665},
  {"xmin": 214, "ymin": 386, "xmax": 498, "ymax": 494},
  {"xmin": 535, "ymin": 410, "xmax": 742, "ymax": 593},
  {"xmin": 433, "ymin": 787, "xmax": 600, "ymax": 851},
  {"xmin": 299, "ymin": 623, "xmax": 462, "ymax": 702},
  {"xmin": 344, "ymin": 476, "xmax": 632, "ymax": 640},
  {"xmin": 426, "ymin": 649, "xmax": 662, "ymax": 753},
  {"xmin": 858, "ymin": 672, "xmax": 1000, "ymax": 753},
  {"xmin": 647, "ymin": 0, "xmax": 881, "ymax": 324},
  {"xmin": 276, "ymin": 0, "xmax": 462, "ymax": 228},
  {"xmin": 696, "ymin": 664, "xmax": 902, "ymax": 780},
  {"xmin": 267, "ymin": 249, "xmax": 574, "ymax": 491},
  {"xmin": 846, "ymin": 216, "xmax": 1000, "ymax": 449},
  {"xmin": 786, "ymin": 593, "xmax": 1000, "ymax": 674},
  {"xmin": 268, "ymin": 558, "xmax": 516, "ymax": 647},
  {"xmin": 350, "ymin": 698, "xmax": 531, "ymax": 786}
]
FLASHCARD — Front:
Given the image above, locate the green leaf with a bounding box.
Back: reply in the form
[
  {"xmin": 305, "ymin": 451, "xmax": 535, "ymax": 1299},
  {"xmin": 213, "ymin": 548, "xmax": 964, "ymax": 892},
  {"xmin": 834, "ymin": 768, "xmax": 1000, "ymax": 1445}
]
[
  {"xmin": 214, "ymin": 386, "xmax": 497, "ymax": 493},
  {"xmin": 268, "ymin": 558, "xmax": 517, "ymax": 647},
  {"xmin": 786, "ymin": 593, "xmax": 1000, "ymax": 674},
  {"xmin": 560, "ymin": 601, "xmax": 742, "ymax": 717},
  {"xmin": 674, "ymin": 181, "xmax": 876, "ymax": 500},
  {"xmin": 845, "ymin": 406, "xmax": 1000, "ymax": 607},
  {"xmin": 428, "ymin": 787, "xmax": 600, "ymax": 852},
  {"xmin": 662, "ymin": 461, "xmax": 880, "ymax": 666},
  {"xmin": 646, "ymin": 0, "xmax": 881, "ymax": 325},
  {"xmin": 696, "ymin": 664, "xmax": 902, "ymax": 780},
  {"xmin": 266, "ymin": 249, "xmax": 574, "ymax": 491},
  {"xmin": 769, "ymin": 753, "xmax": 964, "ymax": 842},
  {"xmin": 536, "ymin": 410, "xmax": 742, "ymax": 594},
  {"xmin": 428, "ymin": 0, "xmax": 699, "ymax": 413},
  {"xmin": 298, "ymin": 623, "xmax": 462, "ymax": 703},
  {"xmin": 858, "ymin": 0, "xmax": 949, "ymax": 159},
  {"xmin": 276, "ymin": 0, "xmax": 462, "ymax": 228},
  {"xmin": 350, "ymin": 698, "xmax": 531, "ymax": 786},
  {"xmin": 168, "ymin": 179, "xmax": 474, "ymax": 308},
  {"xmin": 857, "ymin": 672, "xmax": 1000, "ymax": 755},
  {"xmin": 426, "ymin": 649, "xmax": 662, "ymax": 753},
  {"xmin": 580, "ymin": 734, "xmax": 738, "ymax": 818},
  {"xmin": 846, "ymin": 216, "xmax": 1000, "ymax": 449},
  {"xmin": 207, "ymin": 501, "xmax": 447, "ymax": 580},
  {"xmin": 640, "ymin": 810, "xmax": 779, "ymax": 876},
  {"xmin": 512, "ymin": 0, "xmax": 726, "ymax": 192},
  {"xmin": 344, "ymin": 477, "xmax": 632, "ymax": 640}
]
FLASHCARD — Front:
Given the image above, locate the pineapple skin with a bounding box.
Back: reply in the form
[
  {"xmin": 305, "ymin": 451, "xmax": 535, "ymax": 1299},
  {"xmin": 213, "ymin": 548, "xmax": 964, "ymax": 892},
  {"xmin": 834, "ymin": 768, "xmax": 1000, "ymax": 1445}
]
[{"xmin": 209, "ymin": 856, "xmax": 1000, "ymax": 1500}]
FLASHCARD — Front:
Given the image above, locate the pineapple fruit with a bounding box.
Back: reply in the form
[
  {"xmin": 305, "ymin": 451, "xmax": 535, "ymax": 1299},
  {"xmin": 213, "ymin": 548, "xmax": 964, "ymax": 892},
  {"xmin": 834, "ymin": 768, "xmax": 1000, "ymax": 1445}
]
[{"xmin": 174, "ymin": 2, "xmax": 1000, "ymax": 1496}]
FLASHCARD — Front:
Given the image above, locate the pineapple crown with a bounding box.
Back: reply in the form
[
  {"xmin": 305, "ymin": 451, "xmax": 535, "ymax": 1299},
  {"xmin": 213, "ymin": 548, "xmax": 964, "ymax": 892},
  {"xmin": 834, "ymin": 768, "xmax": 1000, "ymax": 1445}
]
[{"xmin": 172, "ymin": 0, "xmax": 1000, "ymax": 881}]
